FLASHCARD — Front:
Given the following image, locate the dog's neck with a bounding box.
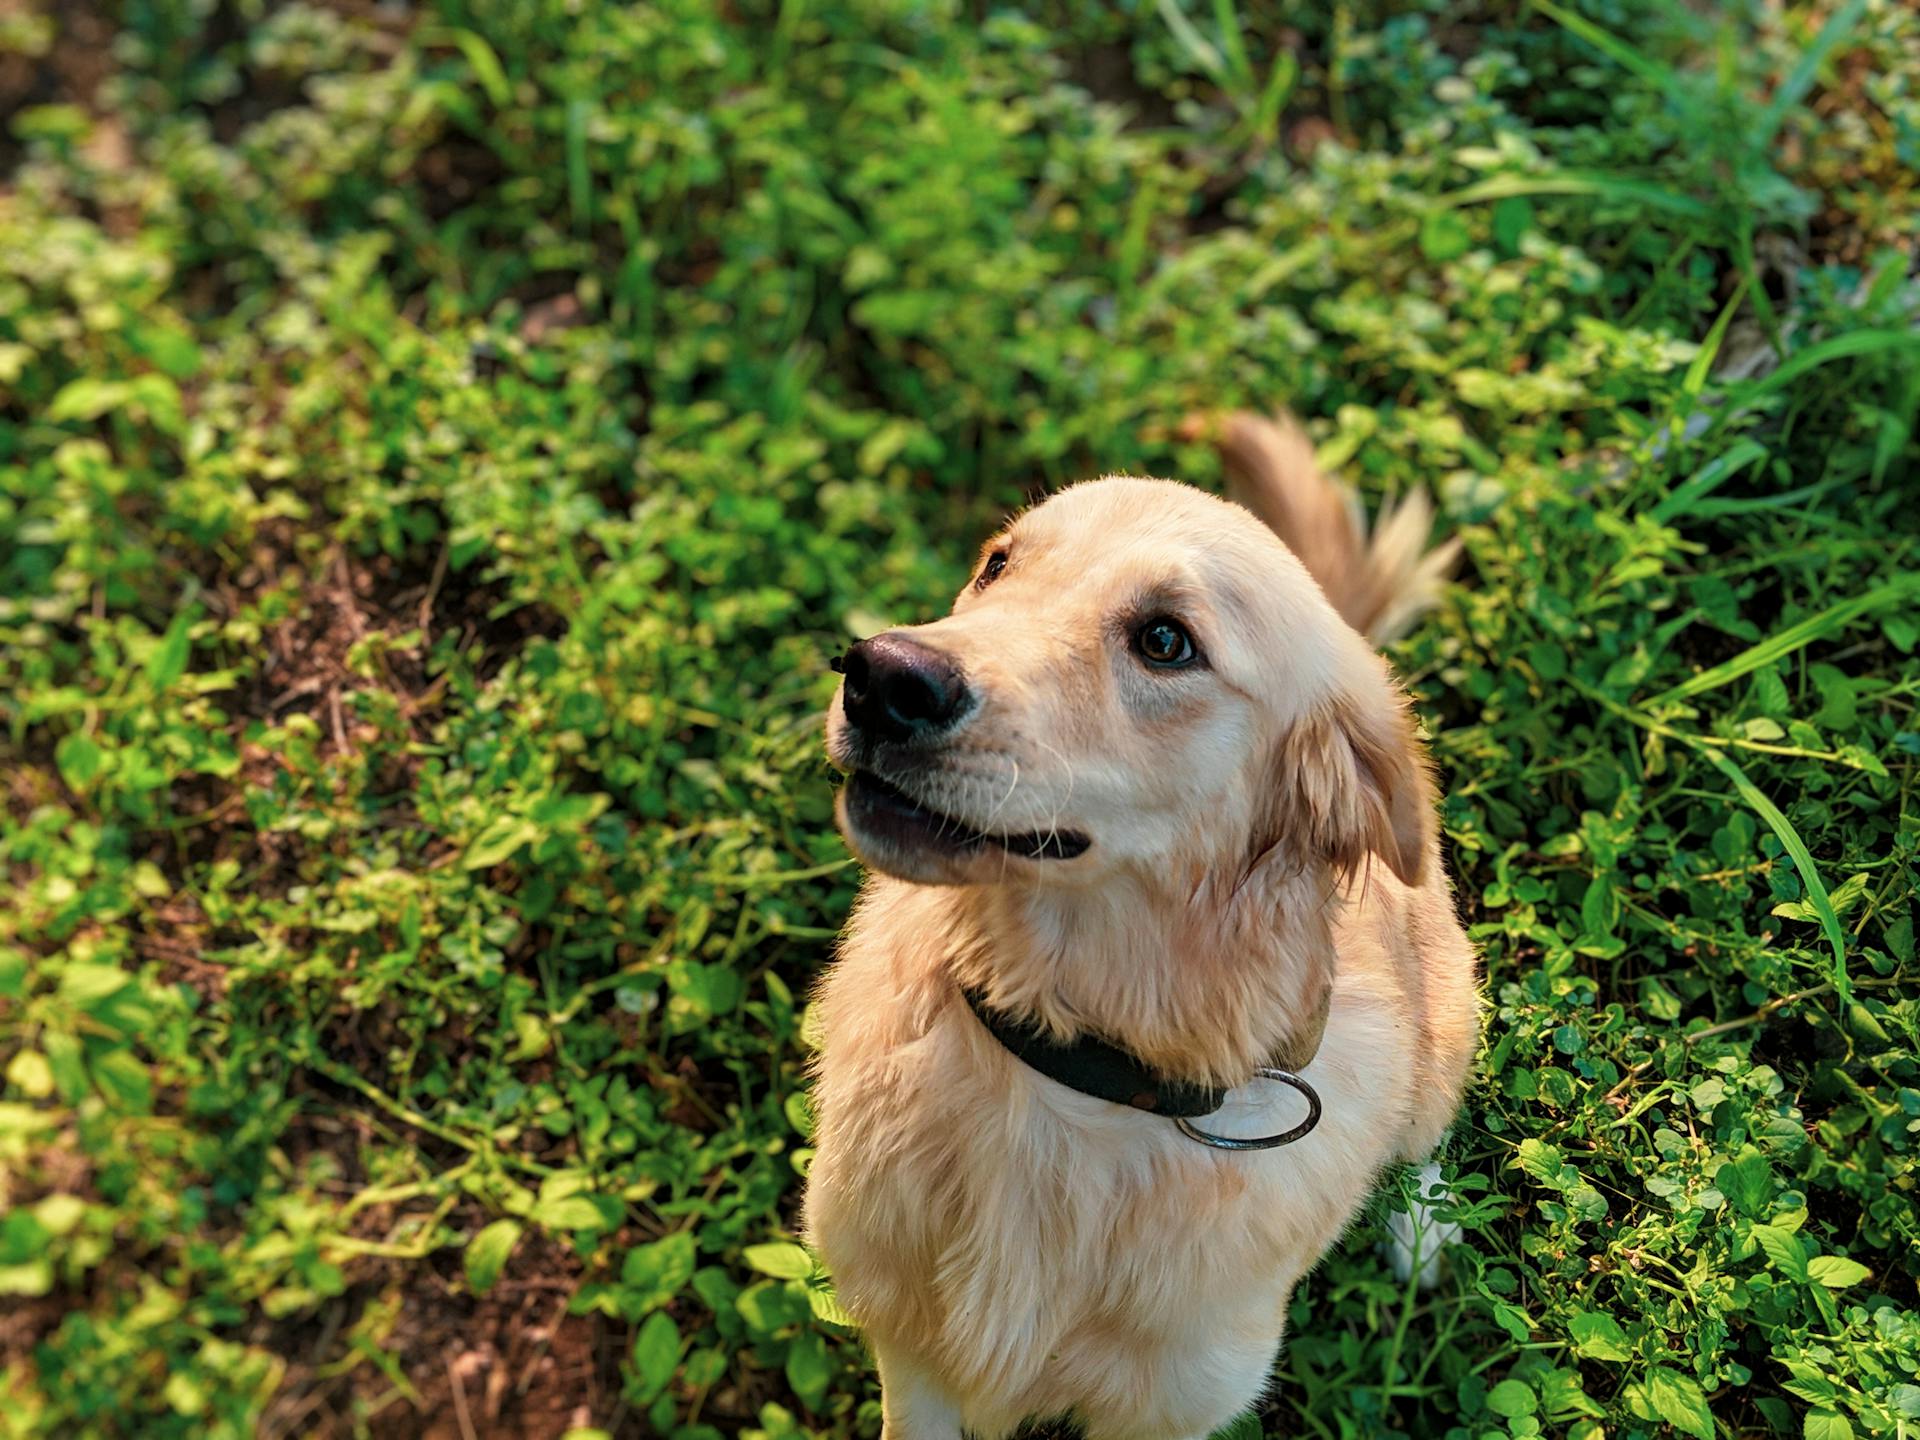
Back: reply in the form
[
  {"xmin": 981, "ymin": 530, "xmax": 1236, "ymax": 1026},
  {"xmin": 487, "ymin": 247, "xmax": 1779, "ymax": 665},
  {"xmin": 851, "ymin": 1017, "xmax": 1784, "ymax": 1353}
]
[{"xmin": 940, "ymin": 859, "xmax": 1340, "ymax": 1087}]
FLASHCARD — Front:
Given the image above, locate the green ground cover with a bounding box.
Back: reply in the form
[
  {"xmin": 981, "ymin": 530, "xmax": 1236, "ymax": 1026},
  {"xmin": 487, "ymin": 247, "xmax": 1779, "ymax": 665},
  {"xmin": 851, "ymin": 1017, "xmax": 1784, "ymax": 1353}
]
[{"xmin": 1, "ymin": 2, "xmax": 1917, "ymax": 1437}]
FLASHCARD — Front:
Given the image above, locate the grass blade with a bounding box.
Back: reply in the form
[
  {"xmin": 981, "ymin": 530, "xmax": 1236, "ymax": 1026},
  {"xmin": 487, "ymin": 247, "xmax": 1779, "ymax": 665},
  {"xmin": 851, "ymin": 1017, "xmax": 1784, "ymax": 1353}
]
[
  {"xmin": 1529, "ymin": 0, "xmax": 1675, "ymax": 89},
  {"xmin": 1156, "ymin": 0, "xmax": 1230, "ymax": 88},
  {"xmin": 566, "ymin": 95, "xmax": 592, "ymax": 233},
  {"xmin": 1742, "ymin": 329, "xmax": 1920, "ymax": 398},
  {"xmin": 1647, "ymin": 574, "xmax": 1920, "ymax": 705},
  {"xmin": 1693, "ymin": 746, "xmax": 1848, "ymax": 1001},
  {"xmin": 1647, "ymin": 439, "xmax": 1767, "ymax": 524},
  {"xmin": 1249, "ymin": 48, "xmax": 1300, "ymax": 141},
  {"xmin": 1210, "ymin": 0, "xmax": 1255, "ymax": 91},
  {"xmin": 1682, "ymin": 278, "xmax": 1748, "ymax": 401},
  {"xmin": 426, "ymin": 27, "xmax": 513, "ymax": 109},
  {"xmin": 1756, "ymin": 0, "xmax": 1866, "ymax": 145},
  {"xmin": 1442, "ymin": 172, "xmax": 1709, "ymax": 220}
]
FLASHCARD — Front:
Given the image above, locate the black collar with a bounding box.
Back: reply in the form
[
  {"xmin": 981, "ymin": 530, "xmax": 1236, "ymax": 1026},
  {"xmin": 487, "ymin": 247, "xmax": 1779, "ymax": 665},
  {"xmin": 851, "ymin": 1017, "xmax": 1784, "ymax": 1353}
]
[
  {"xmin": 958, "ymin": 984, "xmax": 1324, "ymax": 1150},
  {"xmin": 960, "ymin": 985, "xmax": 1228, "ymax": 1117}
]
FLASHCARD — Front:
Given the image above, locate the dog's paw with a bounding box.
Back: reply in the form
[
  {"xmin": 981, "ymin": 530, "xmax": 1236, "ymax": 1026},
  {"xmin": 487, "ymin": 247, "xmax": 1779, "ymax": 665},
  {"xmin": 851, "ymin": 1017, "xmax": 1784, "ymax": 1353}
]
[{"xmin": 1384, "ymin": 1160, "xmax": 1459, "ymax": 1289}]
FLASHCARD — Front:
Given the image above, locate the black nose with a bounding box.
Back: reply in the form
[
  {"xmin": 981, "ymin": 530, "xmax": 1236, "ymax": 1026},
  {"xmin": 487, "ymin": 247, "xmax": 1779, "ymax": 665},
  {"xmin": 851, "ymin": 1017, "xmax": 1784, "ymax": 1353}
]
[{"xmin": 839, "ymin": 634, "xmax": 970, "ymax": 743}]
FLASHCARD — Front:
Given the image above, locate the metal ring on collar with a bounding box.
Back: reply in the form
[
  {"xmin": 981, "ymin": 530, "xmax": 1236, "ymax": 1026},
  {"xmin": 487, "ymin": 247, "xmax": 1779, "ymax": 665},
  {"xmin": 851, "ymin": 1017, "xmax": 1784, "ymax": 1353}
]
[{"xmin": 1173, "ymin": 1068, "xmax": 1322, "ymax": 1151}]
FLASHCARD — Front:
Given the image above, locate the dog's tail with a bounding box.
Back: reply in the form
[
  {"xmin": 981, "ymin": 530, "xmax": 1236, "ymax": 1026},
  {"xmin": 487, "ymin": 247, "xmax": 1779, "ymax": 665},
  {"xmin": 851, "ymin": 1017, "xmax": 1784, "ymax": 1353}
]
[{"xmin": 1189, "ymin": 410, "xmax": 1461, "ymax": 645}]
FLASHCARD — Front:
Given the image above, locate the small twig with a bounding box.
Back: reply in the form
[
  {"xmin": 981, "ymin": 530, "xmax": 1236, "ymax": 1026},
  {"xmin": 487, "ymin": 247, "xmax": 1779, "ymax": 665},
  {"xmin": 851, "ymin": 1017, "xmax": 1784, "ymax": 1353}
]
[
  {"xmin": 513, "ymin": 1301, "xmax": 561, "ymax": 1398},
  {"xmin": 419, "ymin": 542, "xmax": 450, "ymax": 635},
  {"xmin": 333, "ymin": 547, "xmax": 367, "ymax": 641},
  {"xmin": 445, "ymin": 1350, "xmax": 480, "ymax": 1440},
  {"xmin": 328, "ymin": 688, "xmax": 349, "ymax": 753}
]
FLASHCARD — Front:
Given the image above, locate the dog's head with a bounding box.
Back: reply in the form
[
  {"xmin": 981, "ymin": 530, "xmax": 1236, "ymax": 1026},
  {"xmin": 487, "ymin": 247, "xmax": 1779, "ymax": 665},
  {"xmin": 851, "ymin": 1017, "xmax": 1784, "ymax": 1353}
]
[{"xmin": 826, "ymin": 478, "xmax": 1433, "ymax": 892}]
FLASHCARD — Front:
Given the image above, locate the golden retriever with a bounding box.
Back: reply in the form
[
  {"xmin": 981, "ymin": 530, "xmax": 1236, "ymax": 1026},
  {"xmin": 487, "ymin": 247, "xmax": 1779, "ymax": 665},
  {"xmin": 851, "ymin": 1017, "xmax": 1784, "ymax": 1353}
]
[{"xmin": 802, "ymin": 413, "xmax": 1480, "ymax": 1439}]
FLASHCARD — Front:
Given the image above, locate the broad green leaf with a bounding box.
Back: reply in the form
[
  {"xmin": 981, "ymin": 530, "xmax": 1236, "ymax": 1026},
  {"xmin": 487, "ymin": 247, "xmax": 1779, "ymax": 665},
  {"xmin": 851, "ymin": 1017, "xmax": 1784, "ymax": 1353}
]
[
  {"xmin": 59, "ymin": 964, "xmax": 131, "ymax": 1004},
  {"xmin": 806, "ymin": 1282, "xmax": 856, "ymax": 1328},
  {"xmin": 464, "ymin": 1220, "xmax": 522, "ymax": 1295},
  {"xmin": 1419, "ymin": 210, "xmax": 1473, "ymax": 263},
  {"xmin": 1567, "ymin": 1311, "xmax": 1632, "ymax": 1363},
  {"xmin": 1646, "ymin": 1368, "xmax": 1715, "ymax": 1440},
  {"xmin": 1487, "ymin": 1379, "xmax": 1538, "ymax": 1418},
  {"xmin": 47, "ymin": 377, "xmax": 129, "ymax": 423},
  {"xmin": 1515, "ymin": 1138, "xmax": 1567, "ymax": 1186},
  {"xmin": 145, "ymin": 612, "xmax": 194, "ymax": 692},
  {"xmin": 784, "ymin": 1330, "xmax": 833, "ymax": 1410},
  {"xmin": 622, "ymin": 1232, "xmax": 696, "ymax": 1313},
  {"xmin": 55, "ymin": 732, "xmax": 107, "ymax": 789},
  {"xmin": 463, "ymin": 816, "xmax": 535, "ymax": 870},
  {"xmin": 630, "ymin": 1311, "xmax": 681, "ymax": 1402},
  {"xmin": 1804, "ymin": 1410, "xmax": 1853, "ymax": 1440},
  {"xmin": 1750, "ymin": 1224, "xmax": 1810, "ymax": 1282},
  {"xmin": 1805, "ymin": 1256, "xmax": 1870, "ymax": 1288},
  {"xmin": 742, "ymin": 1242, "xmax": 815, "ymax": 1281},
  {"xmin": 1717, "ymin": 1148, "xmax": 1775, "ymax": 1219},
  {"xmin": 89, "ymin": 1048, "xmax": 153, "ymax": 1112},
  {"xmin": 531, "ymin": 1195, "xmax": 608, "ymax": 1231}
]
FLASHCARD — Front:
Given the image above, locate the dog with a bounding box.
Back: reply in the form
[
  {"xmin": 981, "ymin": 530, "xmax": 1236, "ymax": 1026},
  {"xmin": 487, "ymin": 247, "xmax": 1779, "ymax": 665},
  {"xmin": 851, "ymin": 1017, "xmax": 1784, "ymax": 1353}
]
[{"xmin": 802, "ymin": 411, "xmax": 1479, "ymax": 1440}]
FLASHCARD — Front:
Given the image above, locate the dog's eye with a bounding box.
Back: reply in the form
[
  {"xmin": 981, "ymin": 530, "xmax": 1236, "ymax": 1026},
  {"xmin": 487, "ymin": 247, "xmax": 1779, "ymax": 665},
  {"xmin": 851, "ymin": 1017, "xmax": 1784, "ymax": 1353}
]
[
  {"xmin": 976, "ymin": 549, "xmax": 1009, "ymax": 589},
  {"xmin": 1134, "ymin": 617, "xmax": 1197, "ymax": 669}
]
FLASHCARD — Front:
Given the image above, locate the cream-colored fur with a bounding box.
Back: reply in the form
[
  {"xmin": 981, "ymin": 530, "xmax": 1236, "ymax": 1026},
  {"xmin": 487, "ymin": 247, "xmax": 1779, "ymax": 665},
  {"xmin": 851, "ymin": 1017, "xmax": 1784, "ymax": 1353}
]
[{"xmin": 803, "ymin": 433, "xmax": 1479, "ymax": 1440}]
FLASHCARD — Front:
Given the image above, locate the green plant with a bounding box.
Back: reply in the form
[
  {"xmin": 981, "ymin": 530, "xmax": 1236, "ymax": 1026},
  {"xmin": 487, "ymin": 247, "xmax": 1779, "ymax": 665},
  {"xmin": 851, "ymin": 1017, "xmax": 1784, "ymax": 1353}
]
[{"xmin": 2, "ymin": 1, "xmax": 1915, "ymax": 1437}]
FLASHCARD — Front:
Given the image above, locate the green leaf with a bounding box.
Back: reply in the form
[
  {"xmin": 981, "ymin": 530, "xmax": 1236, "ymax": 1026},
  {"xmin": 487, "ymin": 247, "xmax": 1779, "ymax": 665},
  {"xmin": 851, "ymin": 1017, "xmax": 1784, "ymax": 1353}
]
[
  {"xmin": 1419, "ymin": 209, "xmax": 1473, "ymax": 263},
  {"xmin": 622, "ymin": 1232, "xmax": 696, "ymax": 1313},
  {"xmin": 1515, "ymin": 1138, "xmax": 1567, "ymax": 1186},
  {"xmin": 1567, "ymin": 1311, "xmax": 1632, "ymax": 1363},
  {"xmin": 1646, "ymin": 1368, "xmax": 1715, "ymax": 1440},
  {"xmin": 742, "ymin": 1242, "xmax": 815, "ymax": 1281},
  {"xmin": 784, "ymin": 1329, "xmax": 833, "ymax": 1411},
  {"xmin": 89, "ymin": 1048, "xmax": 152, "ymax": 1112},
  {"xmin": 47, "ymin": 377, "xmax": 129, "ymax": 423},
  {"xmin": 805, "ymin": 1282, "xmax": 855, "ymax": 1328},
  {"xmin": 1487, "ymin": 1379, "xmax": 1538, "ymax": 1418},
  {"xmin": 145, "ymin": 612, "xmax": 194, "ymax": 692},
  {"xmin": 1750, "ymin": 1224, "xmax": 1810, "ymax": 1283},
  {"xmin": 55, "ymin": 732, "xmax": 107, "ymax": 789},
  {"xmin": 463, "ymin": 816, "xmax": 535, "ymax": 870},
  {"xmin": 630, "ymin": 1311, "xmax": 681, "ymax": 1402},
  {"xmin": 1804, "ymin": 1410, "xmax": 1853, "ymax": 1440},
  {"xmin": 1491, "ymin": 195, "xmax": 1533, "ymax": 254},
  {"xmin": 1805, "ymin": 1256, "xmax": 1870, "ymax": 1288},
  {"xmin": 59, "ymin": 964, "xmax": 131, "ymax": 1004},
  {"xmin": 163, "ymin": 1371, "xmax": 207, "ymax": 1416},
  {"xmin": 465, "ymin": 1220, "xmax": 523, "ymax": 1295},
  {"xmin": 1717, "ymin": 1148, "xmax": 1775, "ymax": 1219},
  {"xmin": 531, "ymin": 1194, "xmax": 607, "ymax": 1231}
]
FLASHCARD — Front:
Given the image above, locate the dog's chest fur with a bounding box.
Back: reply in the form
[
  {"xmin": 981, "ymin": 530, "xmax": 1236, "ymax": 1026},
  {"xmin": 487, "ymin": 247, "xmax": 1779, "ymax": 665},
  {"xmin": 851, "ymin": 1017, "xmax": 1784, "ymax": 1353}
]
[{"xmin": 803, "ymin": 880, "xmax": 1450, "ymax": 1437}]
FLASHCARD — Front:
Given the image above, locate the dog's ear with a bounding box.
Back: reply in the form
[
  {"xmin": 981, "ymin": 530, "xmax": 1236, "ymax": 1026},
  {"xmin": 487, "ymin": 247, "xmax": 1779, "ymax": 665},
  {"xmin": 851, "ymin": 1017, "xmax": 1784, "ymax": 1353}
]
[{"xmin": 1254, "ymin": 659, "xmax": 1436, "ymax": 886}]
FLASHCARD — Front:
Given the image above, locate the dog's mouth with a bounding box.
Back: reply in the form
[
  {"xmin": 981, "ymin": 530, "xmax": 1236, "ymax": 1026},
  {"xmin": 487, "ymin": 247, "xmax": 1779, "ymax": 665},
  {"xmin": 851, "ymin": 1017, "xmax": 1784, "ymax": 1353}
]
[{"xmin": 842, "ymin": 770, "xmax": 1091, "ymax": 862}]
